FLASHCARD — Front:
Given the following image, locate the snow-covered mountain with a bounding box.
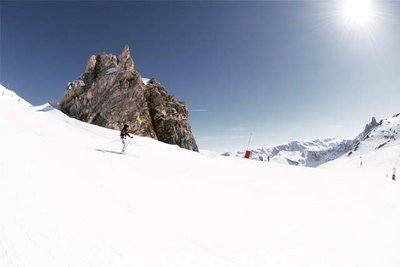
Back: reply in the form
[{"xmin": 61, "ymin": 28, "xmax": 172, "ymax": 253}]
[
  {"xmin": 349, "ymin": 115, "xmax": 399, "ymax": 157},
  {"xmin": 322, "ymin": 113, "xmax": 400, "ymax": 169},
  {"xmin": 223, "ymin": 117, "xmax": 383, "ymax": 167},
  {"xmin": 1, "ymin": 84, "xmax": 400, "ymax": 267},
  {"xmin": 223, "ymin": 138, "xmax": 354, "ymax": 167}
]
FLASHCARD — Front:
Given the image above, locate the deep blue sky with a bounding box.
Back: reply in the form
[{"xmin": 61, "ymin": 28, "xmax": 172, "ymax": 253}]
[{"xmin": 1, "ymin": 1, "xmax": 400, "ymax": 152}]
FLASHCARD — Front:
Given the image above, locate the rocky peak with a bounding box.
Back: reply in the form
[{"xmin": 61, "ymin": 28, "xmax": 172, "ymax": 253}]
[
  {"xmin": 355, "ymin": 116, "xmax": 380, "ymax": 142},
  {"xmin": 119, "ymin": 45, "xmax": 134, "ymax": 72},
  {"xmin": 85, "ymin": 55, "xmax": 97, "ymax": 73},
  {"xmin": 145, "ymin": 79, "xmax": 198, "ymax": 151},
  {"xmin": 60, "ymin": 46, "xmax": 198, "ymax": 152}
]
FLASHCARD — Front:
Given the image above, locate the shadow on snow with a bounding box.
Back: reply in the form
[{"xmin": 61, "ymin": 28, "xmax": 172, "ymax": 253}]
[
  {"xmin": 95, "ymin": 149, "xmax": 139, "ymax": 158},
  {"xmin": 96, "ymin": 149, "xmax": 124, "ymax": 155}
]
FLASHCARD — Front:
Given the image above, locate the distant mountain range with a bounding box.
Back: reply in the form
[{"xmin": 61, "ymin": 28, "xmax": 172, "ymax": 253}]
[{"xmin": 223, "ymin": 116, "xmax": 385, "ymax": 167}]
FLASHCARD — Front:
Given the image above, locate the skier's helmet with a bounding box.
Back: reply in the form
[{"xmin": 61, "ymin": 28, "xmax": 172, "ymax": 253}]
[{"xmin": 124, "ymin": 124, "xmax": 129, "ymax": 128}]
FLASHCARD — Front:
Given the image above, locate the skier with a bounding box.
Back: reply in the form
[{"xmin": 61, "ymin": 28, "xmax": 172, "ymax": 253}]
[
  {"xmin": 120, "ymin": 124, "xmax": 133, "ymax": 154},
  {"xmin": 135, "ymin": 114, "xmax": 142, "ymax": 127}
]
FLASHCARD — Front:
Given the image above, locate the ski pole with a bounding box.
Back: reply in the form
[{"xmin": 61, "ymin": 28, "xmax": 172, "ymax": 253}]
[{"xmin": 247, "ymin": 132, "xmax": 253, "ymax": 150}]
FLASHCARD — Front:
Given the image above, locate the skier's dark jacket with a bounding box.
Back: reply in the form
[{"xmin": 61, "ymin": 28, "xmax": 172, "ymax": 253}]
[{"xmin": 120, "ymin": 128, "xmax": 131, "ymax": 139}]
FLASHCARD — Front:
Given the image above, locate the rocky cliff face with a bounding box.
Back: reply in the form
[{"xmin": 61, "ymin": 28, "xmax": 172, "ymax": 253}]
[{"xmin": 60, "ymin": 45, "xmax": 198, "ymax": 152}]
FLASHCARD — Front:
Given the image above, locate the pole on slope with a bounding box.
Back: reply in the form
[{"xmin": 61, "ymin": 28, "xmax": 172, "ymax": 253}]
[
  {"xmin": 244, "ymin": 133, "xmax": 253, "ymax": 159},
  {"xmin": 393, "ymin": 168, "xmax": 396, "ymax": 181},
  {"xmin": 247, "ymin": 132, "xmax": 253, "ymax": 150}
]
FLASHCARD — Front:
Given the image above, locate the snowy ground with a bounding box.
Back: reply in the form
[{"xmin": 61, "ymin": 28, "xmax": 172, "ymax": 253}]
[{"xmin": 1, "ymin": 85, "xmax": 399, "ymax": 267}]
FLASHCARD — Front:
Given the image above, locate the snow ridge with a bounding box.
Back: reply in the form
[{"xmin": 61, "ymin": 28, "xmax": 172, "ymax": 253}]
[{"xmin": 0, "ymin": 84, "xmax": 31, "ymax": 107}]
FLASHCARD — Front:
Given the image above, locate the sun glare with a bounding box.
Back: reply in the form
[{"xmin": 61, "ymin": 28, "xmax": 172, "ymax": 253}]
[{"xmin": 343, "ymin": 0, "xmax": 373, "ymax": 26}]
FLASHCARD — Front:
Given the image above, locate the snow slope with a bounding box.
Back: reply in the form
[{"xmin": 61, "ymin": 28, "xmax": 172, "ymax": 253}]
[
  {"xmin": 224, "ymin": 138, "xmax": 353, "ymax": 167},
  {"xmin": 1, "ymin": 84, "xmax": 400, "ymax": 267}
]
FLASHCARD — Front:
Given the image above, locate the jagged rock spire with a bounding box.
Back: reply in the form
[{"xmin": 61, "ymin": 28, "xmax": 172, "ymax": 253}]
[
  {"xmin": 60, "ymin": 45, "xmax": 198, "ymax": 152},
  {"xmin": 85, "ymin": 55, "xmax": 97, "ymax": 73},
  {"xmin": 119, "ymin": 44, "xmax": 134, "ymax": 72}
]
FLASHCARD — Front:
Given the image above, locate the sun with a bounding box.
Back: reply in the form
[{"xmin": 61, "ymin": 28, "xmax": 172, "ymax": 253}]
[{"xmin": 343, "ymin": 0, "xmax": 374, "ymax": 26}]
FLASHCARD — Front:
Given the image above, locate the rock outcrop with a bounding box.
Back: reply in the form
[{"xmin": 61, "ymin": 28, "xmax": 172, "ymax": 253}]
[{"xmin": 60, "ymin": 45, "xmax": 198, "ymax": 152}]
